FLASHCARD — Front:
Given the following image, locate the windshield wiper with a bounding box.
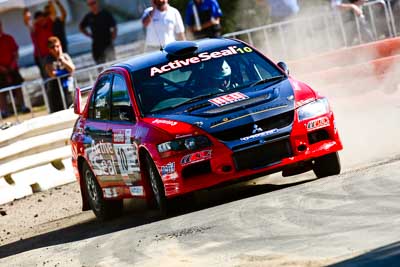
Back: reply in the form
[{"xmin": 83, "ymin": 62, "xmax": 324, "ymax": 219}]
[
  {"xmin": 249, "ymin": 75, "xmax": 285, "ymax": 87},
  {"xmin": 171, "ymin": 92, "xmax": 225, "ymax": 109}
]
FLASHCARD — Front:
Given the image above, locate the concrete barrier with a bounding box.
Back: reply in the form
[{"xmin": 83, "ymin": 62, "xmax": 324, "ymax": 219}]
[
  {"xmin": 0, "ymin": 160, "xmax": 75, "ymax": 205},
  {"xmin": 0, "ymin": 129, "xmax": 72, "ymax": 164},
  {"xmin": 0, "ymin": 109, "xmax": 76, "ymax": 205},
  {"xmin": 0, "ymin": 109, "xmax": 77, "ymax": 148}
]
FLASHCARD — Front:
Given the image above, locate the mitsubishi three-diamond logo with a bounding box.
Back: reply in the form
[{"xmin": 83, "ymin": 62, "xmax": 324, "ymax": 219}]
[{"xmin": 252, "ymin": 124, "xmax": 263, "ymax": 134}]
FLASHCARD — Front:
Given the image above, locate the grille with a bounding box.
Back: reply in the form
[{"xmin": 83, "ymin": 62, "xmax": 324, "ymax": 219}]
[
  {"xmin": 233, "ymin": 137, "xmax": 293, "ymax": 170},
  {"xmin": 211, "ymin": 110, "xmax": 294, "ymax": 142},
  {"xmin": 308, "ymin": 129, "xmax": 330, "ymax": 144},
  {"xmin": 182, "ymin": 160, "xmax": 212, "ymax": 179}
]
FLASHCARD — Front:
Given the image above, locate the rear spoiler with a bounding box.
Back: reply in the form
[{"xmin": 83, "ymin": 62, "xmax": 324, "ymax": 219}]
[{"xmin": 74, "ymin": 86, "xmax": 92, "ymax": 115}]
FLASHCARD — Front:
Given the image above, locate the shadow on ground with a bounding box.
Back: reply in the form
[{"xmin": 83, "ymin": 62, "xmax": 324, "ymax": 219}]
[
  {"xmin": 0, "ymin": 177, "xmax": 315, "ymax": 259},
  {"xmin": 327, "ymin": 241, "xmax": 400, "ymax": 267}
]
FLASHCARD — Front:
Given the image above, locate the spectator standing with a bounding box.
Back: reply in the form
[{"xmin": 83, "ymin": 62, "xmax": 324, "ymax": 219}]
[
  {"xmin": 185, "ymin": 0, "xmax": 223, "ymax": 39},
  {"xmin": 331, "ymin": 0, "xmax": 373, "ymax": 43},
  {"xmin": 44, "ymin": 36, "xmax": 75, "ymax": 113},
  {"xmin": 0, "ymin": 20, "xmax": 29, "ymax": 118},
  {"xmin": 142, "ymin": 0, "xmax": 185, "ymax": 51},
  {"xmin": 265, "ymin": 0, "xmax": 299, "ymax": 23},
  {"xmin": 23, "ymin": 9, "xmax": 54, "ymax": 79},
  {"xmin": 80, "ymin": 0, "xmax": 117, "ymax": 64},
  {"xmin": 45, "ymin": 0, "xmax": 68, "ymax": 53}
]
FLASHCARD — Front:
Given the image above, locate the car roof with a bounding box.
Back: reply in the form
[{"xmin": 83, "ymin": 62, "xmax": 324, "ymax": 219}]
[{"xmin": 112, "ymin": 38, "xmax": 244, "ymax": 73}]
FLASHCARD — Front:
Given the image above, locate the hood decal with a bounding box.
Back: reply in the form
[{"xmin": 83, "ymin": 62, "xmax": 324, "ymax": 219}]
[
  {"xmin": 210, "ymin": 104, "xmax": 288, "ymax": 128},
  {"xmin": 205, "ymin": 89, "xmax": 279, "ymax": 115},
  {"xmin": 208, "ymin": 92, "xmax": 249, "ymax": 107}
]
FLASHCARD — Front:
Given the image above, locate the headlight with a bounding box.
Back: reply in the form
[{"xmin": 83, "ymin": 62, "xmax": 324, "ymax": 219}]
[
  {"xmin": 298, "ymin": 98, "xmax": 329, "ymax": 121},
  {"xmin": 157, "ymin": 135, "xmax": 211, "ymax": 153}
]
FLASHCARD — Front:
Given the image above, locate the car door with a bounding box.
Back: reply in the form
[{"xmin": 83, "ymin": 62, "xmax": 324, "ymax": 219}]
[
  {"xmin": 109, "ymin": 72, "xmax": 141, "ymax": 192},
  {"xmin": 84, "ymin": 74, "xmax": 117, "ymax": 179}
]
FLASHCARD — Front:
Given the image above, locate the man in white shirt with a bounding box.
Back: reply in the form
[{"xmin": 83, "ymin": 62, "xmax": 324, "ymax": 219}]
[{"xmin": 142, "ymin": 0, "xmax": 186, "ymax": 51}]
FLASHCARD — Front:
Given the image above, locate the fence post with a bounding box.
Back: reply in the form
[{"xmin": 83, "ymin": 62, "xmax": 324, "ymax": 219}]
[
  {"xmin": 368, "ymin": 4, "xmax": 378, "ymax": 39},
  {"xmin": 355, "ymin": 14, "xmax": 363, "ymax": 44},
  {"xmin": 387, "ymin": 0, "xmax": 396, "ymax": 36},
  {"xmin": 324, "ymin": 14, "xmax": 334, "ymax": 50},
  {"xmin": 278, "ymin": 24, "xmax": 288, "ymax": 60},
  {"xmin": 40, "ymin": 81, "xmax": 50, "ymax": 114},
  {"xmin": 56, "ymin": 77, "xmax": 67, "ymax": 110},
  {"xmin": 262, "ymin": 28, "xmax": 272, "ymax": 55},
  {"xmin": 21, "ymin": 83, "xmax": 34, "ymax": 119},
  {"xmin": 246, "ymin": 32, "xmax": 254, "ymax": 45},
  {"xmin": 8, "ymin": 89, "xmax": 19, "ymax": 122}
]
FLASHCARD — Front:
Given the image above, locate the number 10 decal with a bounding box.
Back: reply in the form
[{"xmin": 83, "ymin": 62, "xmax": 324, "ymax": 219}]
[{"xmin": 114, "ymin": 144, "xmax": 140, "ymax": 176}]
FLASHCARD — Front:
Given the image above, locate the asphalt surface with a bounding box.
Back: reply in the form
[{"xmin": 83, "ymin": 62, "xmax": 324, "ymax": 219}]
[{"xmin": 1, "ymin": 157, "xmax": 400, "ymax": 267}]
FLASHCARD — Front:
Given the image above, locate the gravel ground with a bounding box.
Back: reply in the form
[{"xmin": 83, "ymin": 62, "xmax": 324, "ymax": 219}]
[{"xmin": 0, "ymin": 182, "xmax": 83, "ymax": 246}]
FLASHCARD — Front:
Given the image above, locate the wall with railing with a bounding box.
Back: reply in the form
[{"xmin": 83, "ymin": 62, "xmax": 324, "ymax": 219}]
[
  {"xmin": 223, "ymin": 0, "xmax": 397, "ymax": 60},
  {"xmin": 0, "ymin": 0, "xmax": 398, "ymax": 124}
]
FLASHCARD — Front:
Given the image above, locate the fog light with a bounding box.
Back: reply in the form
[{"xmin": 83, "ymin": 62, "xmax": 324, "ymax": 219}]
[{"xmin": 297, "ymin": 144, "xmax": 307, "ymax": 152}]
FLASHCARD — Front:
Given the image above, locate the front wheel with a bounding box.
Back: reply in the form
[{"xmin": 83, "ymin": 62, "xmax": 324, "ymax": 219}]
[
  {"xmin": 313, "ymin": 152, "xmax": 341, "ymax": 178},
  {"xmin": 82, "ymin": 161, "xmax": 123, "ymax": 221},
  {"xmin": 144, "ymin": 154, "xmax": 168, "ymax": 216}
]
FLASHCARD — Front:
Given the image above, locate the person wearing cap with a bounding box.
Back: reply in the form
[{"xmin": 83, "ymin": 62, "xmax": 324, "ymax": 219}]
[{"xmin": 44, "ymin": 36, "xmax": 75, "ymax": 113}]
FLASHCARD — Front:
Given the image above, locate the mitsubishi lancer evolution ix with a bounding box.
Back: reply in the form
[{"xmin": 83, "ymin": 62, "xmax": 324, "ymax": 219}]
[{"xmin": 71, "ymin": 38, "xmax": 343, "ymax": 220}]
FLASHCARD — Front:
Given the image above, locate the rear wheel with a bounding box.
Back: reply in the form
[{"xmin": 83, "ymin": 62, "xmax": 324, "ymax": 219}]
[
  {"xmin": 313, "ymin": 152, "xmax": 341, "ymax": 178},
  {"xmin": 144, "ymin": 154, "xmax": 168, "ymax": 216},
  {"xmin": 82, "ymin": 161, "xmax": 123, "ymax": 221}
]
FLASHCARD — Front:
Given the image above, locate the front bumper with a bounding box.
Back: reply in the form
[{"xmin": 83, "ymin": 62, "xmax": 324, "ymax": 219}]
[{"xmin": 159, "ymin": 112, "xmax": 343, "ymax": 197}]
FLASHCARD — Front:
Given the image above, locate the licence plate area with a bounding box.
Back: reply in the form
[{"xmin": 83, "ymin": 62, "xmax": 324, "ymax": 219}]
[{"xmin": 233, "ymin": 137, "xmax": 293, "ymax": 170}]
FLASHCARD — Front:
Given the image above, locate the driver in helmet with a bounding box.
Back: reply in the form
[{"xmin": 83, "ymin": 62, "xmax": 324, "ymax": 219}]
[{"xmin": 208, "ymin": 59, "xmax": 237, "ymax": 92}]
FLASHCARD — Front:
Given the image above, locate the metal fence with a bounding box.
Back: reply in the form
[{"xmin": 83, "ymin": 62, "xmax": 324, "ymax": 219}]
[
  {"xmin": 223, "ymin": 0, "xmax": 397, "ymax": 61},
  {"xmin": 0, "ymin": 58, "xmax": 119, "ymax": 123},
  {"xmin": 0, "ymin": 0, "xmax": 398, "ymax": 124}
]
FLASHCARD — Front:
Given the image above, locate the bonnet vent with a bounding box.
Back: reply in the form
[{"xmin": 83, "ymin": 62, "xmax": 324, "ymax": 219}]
[{"xmin": 164, "ymin": 41, "xmax": 199, "ymax": 58}]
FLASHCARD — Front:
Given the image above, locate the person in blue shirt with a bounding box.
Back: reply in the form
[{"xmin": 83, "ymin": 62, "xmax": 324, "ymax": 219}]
[
  {"xmin": 266, "ymin": 0, "xmax": 299, "ymax": 23},
  {"xmin": 44, "ymin": 36, "xmax": 75, "ymax": 113},
  {"xmin": 185, "ymin": 0, "xmax": 223, "ymax": 39}
]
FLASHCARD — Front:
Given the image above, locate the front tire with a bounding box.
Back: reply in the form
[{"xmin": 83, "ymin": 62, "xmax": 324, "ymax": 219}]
[
  {"xmin": 82, "ymin": 161, "xmax": 123, "ymax": 221},
  {"xmin": 313, "ymin": 152, "xmax": 341, "ymax": 178},
  {"xmin": 144, "ymin": 154, "xmax": 168, "ymax": 216}
]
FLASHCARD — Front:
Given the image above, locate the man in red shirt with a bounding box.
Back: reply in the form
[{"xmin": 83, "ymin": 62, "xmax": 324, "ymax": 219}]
[
  {"xmin": 0, "ymin": 20, "xmax": 28, "ymax": 118},
  {"xmin": 24, "ymin": 9, "xmax": 54, "ymax": 79}
]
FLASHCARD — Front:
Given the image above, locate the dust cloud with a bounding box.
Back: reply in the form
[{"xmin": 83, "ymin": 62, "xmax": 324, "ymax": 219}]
[{"xmin": 234, "ymin": 1, "xmax": 400, "ymax": 170}]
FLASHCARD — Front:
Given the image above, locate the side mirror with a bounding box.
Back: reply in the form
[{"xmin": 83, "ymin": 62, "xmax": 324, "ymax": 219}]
[
  {"xmin": 277, "ymin": 62, "xmax": 289, "ymax": 75},
  {"xmin": 74, "ymin": 87, "xmax": 83, "ymax": 115}
]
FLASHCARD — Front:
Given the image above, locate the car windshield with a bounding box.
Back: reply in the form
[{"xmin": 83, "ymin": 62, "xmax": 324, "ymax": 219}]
[{"xmin": 131, "ymin": 44, "xmax": 283, "ymax": 115}]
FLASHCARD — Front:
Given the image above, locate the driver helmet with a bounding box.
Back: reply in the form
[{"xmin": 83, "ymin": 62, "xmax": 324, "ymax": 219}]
[{"xmin": 209, "ymin": 59, "xmax": 232, "ymax": 90}]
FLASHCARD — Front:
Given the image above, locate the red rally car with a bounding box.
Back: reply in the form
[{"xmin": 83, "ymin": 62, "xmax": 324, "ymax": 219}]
[{"xmin": 71, "ymin": 38, "xmax": 343, "ymax": 220}]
